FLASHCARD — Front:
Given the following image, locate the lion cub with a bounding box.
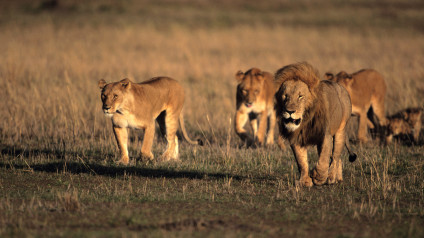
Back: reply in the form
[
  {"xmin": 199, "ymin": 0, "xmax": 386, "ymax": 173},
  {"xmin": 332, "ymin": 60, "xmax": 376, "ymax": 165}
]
[
  {"xmin": 326, "ymin": 69, "xmax": 388, "ymax": 143},
  {"xmin": 98, "ymin": 77, "xmax": 200, "ymax": 164},
  {"xmin": 386, "ymin": 107, "xmax": 422, "ymax": 144},
  {"xmin": 234, "ymin": 68, "xmax": 282, "ymax": 148}
]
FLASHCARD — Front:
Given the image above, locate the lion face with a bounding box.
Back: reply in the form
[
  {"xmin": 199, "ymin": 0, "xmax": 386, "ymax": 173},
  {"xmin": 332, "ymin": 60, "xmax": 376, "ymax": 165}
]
[
  {"xmin": 388, "ymin": 118, "xmax": 409, "ymax": 136},
  {"xmin": 235, "ymin": 68, "xmax": 265, "ymax": 108},
  {"xmin": 98, "ymin": 79, "xmax": 131, "ymax": 117},
  {"xmin": 276, "ymin": 80, "xmax": 313, "ymax": 132}
]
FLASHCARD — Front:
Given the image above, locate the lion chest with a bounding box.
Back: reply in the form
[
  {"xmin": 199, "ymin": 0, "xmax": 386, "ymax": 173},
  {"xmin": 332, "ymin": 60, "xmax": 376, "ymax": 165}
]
[{"xmin": 112, "ymin": 113, "xmax": 146, "ymax": 129}]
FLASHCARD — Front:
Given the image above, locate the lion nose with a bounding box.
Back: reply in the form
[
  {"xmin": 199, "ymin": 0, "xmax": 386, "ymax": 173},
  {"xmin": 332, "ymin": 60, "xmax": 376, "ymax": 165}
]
[
  {"xmin": 103, "ymin": 105, "xmax": 111, "ymax": 110},
  {"xmin": 286, "ymin": 109, "xmax": 295, "ymax": 115}
]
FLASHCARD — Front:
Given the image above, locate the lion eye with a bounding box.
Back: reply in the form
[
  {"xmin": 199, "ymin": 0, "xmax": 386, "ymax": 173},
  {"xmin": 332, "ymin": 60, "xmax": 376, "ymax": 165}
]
[
  {"xmin": 298, "ymin": 95, "xmax": 304, "ymax": 100},
  {"xmin": 113, "ymin": 94, "xmax": 118, "ymax": 100},
  {"xmin": 242, "ymin": 90, "xmax": 248, "ymax": 95}
]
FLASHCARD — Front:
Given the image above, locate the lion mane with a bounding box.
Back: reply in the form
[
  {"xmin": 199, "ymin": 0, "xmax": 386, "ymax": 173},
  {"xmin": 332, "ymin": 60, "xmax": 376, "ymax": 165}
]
[{"xmin": 274, "ymin": 63, "xmax": 327, "ymax": 146}]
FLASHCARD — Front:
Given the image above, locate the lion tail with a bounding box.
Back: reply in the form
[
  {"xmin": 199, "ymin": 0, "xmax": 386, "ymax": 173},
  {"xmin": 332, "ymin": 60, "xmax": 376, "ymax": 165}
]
[
  {"xmin": 345, "ymin": 136, "xmax": 357, "ymax": 162},
  {"xmin": 179, "ymin": 114, "xmax": 204, "ymax": 146}
]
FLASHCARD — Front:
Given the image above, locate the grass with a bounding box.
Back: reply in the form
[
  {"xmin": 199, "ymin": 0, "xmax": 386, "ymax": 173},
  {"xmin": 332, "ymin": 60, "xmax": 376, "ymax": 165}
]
[{"xmin": 1, "ymin": 0, "xmax": 424, "ymax": 237}]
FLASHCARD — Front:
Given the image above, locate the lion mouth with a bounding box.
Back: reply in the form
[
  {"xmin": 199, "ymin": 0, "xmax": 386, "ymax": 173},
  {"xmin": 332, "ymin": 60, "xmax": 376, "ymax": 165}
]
[
  {"xmin": 283, "ymin": 117, "xmax": 301, "ymax": 126},
  {"xmin": 245, "ymin": 102, "xmax": 253, "ymax": 108}
]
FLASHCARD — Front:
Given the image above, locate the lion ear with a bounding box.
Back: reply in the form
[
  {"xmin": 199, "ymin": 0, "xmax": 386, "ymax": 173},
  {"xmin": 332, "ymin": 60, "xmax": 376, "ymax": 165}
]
[
  {"xmin": 255, "ymin": 71, "xmax": 265, "ymax": 81},
  {"xmin": 98, "ymin": 79, "xmax": 107, "ymax": 89},
  {"xmin": 120, "ymin": 78, "xmax": 131, "ymax": 90},
  {"xmin": 235, "ymin": 70, "xmax": 244, "ymax": 83},
  {"xmin": 402, "ymin": 111, "xmax": 409, "ymax": 119},
  {"xmin": 325, "ymin": 73, "xmax": 334, "ymax": 81}
]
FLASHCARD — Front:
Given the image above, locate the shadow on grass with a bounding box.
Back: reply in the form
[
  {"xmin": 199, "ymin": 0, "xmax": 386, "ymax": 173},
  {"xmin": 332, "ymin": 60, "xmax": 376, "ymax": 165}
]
[{"xmin": 0, "ymin": 144, "xmax": 244, "ymax": 181}]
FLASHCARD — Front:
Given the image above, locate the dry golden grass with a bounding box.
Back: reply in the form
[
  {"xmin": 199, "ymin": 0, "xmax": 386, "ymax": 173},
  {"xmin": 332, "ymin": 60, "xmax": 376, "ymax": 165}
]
[{"xmin": 1, "ymin": 23, "xmax": 423, "ymax": 147}]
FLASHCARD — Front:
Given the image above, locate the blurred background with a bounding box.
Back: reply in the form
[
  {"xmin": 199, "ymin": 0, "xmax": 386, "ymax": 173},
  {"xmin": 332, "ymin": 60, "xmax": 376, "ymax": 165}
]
[{"xmin": 1, "ymin": 0, "xmax": 423, "ymax": 152}]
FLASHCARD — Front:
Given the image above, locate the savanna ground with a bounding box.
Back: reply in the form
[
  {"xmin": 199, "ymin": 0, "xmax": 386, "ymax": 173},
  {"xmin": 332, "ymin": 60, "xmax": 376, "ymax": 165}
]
[{"xmin": 1, "ymin": 0, "xmax": 424, "ymax": 237}]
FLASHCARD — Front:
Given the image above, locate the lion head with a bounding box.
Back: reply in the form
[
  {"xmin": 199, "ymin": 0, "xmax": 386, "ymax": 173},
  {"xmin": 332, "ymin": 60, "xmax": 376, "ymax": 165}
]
[
  {"xmin": 235, "ymin": 68, "xmax": 268, "ymax": 108},
  {"xmin": 325, "ymin": 71, "xmax": 353, "ymax": 87},
  {"xmin": 387, "ymin": 118, "xmax": 410, "ymax": 136},
  {"xmin": 98, "ymin": 78, "xmax": 131, "ymax": 117},
  {"xmin": 274, "ymin": 62, "xmax": 322, "ymax": 134}
]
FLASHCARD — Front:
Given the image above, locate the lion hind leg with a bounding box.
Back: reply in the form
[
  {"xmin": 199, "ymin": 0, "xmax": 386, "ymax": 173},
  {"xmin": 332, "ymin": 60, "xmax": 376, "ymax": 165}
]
[
  {"xmin": 357, "ymin": 111, "xmax": 369, "ymax": 143},
  {"xmin": 328, "ymin": 131, "xmax": 345, "ymax": 184},
  {"xmin": 371, "ymin": 95, "xmax": 388, "ymax": 127},
  {"xmin": 162, "ymin": 112, "xmax": 179, "ymax": 161}
]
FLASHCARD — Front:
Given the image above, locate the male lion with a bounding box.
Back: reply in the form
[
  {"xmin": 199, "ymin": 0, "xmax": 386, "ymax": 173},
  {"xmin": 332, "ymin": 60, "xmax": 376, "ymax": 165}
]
[
  {"xmin": 235, "ymin": 68, "xmax": 284, "ymax": 148},
  {"xmin": 386, "ymin": 107, "xmax": 422, "ymax": 144},
  {"xmin": 98, "ymin": 77, "xmax": 201, "ymax": 164},
  {"xmin": 325, "ymin": 69, "xmax": 388, "ymax": 143},
  {"xmin": 275, "ymin": 62, "xmax": 357, "ymax": 187}
]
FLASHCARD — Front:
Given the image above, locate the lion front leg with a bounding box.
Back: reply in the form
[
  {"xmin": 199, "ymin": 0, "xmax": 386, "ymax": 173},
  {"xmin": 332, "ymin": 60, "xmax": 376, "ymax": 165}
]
[
  {"xmin": 113, "ymin": 126, "xmax": 130, "ymax": 165},
  {"xmin": 312, "ymin": 135, "xmax": 332, "ymax": 186},
  {"xmin": 141, "ymin": 123, "xmax": 155, "ymax": 161},
  {"xmin": 265, "ymin": 110, "xmax": 276, "ymax": 146},
  {"xmin": 235, "ymin": 111, "xmax": 254, "ymax": 146},
  {"xmin": 291, "ymin": 144, "xmax": 313, "ymax": 187},
  {"xmin": 256, "ymin": 111, "xmax": 268, "ymax": 146}
]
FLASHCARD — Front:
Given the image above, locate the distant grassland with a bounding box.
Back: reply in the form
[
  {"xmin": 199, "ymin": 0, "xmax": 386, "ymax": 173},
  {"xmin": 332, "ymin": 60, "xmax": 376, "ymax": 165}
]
[
  {"xmin": 1, "ymin": 0, "xmax": 424, "ymax": 146},
  {"xmin": 1, "ymin": 0, "xmax": 424, "ymax": 237}
]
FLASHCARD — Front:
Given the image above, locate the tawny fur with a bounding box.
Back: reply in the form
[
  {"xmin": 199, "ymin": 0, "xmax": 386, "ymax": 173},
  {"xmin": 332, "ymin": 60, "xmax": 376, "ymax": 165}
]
[
  {"xmin": 98, "ymin": 77, "xmax": 200, "ymax": 165},
  {"xmin": 386, "ymin": 107, "xmax": 422, "ymax": 144},
  {"xmin": 325, "ymin": 69, "xmax": 388, "ymax": 143},
  {"xmin": 234, "ymin": 68, "xmax": 285, "ymax": 149},
  {"xmin": 275, "ymin": 62, "xmax": 356, "ymax": 187}
]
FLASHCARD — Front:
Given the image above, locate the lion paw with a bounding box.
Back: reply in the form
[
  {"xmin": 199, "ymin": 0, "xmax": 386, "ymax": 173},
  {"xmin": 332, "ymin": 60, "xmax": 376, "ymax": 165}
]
[
  {"xmin": 116, "ymin": 156, "xmax": 130, "ymax": 166},
  {"xmin": 296, "ymin": 176, "xmax": 313, "ymax": 187},
  {"xmin": 141, "ymin": 152, "xmax": 154, "ymax": 162},
  {"xmin": 312, "ymin": 168, "xmax": 328, "ymax": 186}
]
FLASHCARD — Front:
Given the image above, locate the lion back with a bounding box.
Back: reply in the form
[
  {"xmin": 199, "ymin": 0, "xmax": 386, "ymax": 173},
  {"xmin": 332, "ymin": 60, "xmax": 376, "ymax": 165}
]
[{"xmin": 320, "ymin": 80, "xmax": 352, "ymax": 135}]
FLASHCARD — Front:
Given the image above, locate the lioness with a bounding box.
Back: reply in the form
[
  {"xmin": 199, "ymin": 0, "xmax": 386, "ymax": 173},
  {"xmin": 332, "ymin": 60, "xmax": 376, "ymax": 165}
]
[
  {"xmin": 325, "ymin": 69, "xmax": 388, "ymax": 143},
  {"xmin": 235, "ymin": 68, "xmax": 283, "ymax": 148},
  {"xmin": 98, "ymin": 77, "xmax": 200, "ymax": 164},
  {"xmin": 386, "ymin": 107, "xmax": 422, "ymax": 144},
  {"xmin": 275, "ymin": 62, "xmax": 357, "ymax": 187}
]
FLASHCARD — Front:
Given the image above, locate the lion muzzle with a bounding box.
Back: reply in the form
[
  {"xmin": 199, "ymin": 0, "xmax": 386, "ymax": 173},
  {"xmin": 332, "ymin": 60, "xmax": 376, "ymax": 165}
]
[{"xmin": 245, "ymin": 102, "xmax": 253, "ymax": 108}]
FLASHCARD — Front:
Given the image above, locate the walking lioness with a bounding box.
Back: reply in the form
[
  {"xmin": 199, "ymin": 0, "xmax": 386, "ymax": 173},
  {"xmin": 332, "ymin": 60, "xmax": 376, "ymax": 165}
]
[
  {"xmin": 234, "ymin": 68, "xmax": 283, "ymax": 148},
  {"xmin": 98, "ymin": 77, "xmax": 200, "ymax": 164},
  {"xmin": 325, "ymin": 69, "xmax": 388, "ymax": 143}
]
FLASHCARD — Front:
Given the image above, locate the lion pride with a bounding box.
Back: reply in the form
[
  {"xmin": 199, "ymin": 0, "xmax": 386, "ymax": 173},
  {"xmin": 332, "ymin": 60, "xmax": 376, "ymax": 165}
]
[
  {"xmin": 98, "ymin": 77, "xmax": 201, "ymax": 164},
  {"xmin": 275, "ymin": 62, "xmax": 356, "ymax": 187},
  {"xmin": 325, "ymin": 69, "xmax": 388, "ymax": 143},
  {"xmin": 234, "ymin": 68, "xmax": 284, "ymax": 148}
]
